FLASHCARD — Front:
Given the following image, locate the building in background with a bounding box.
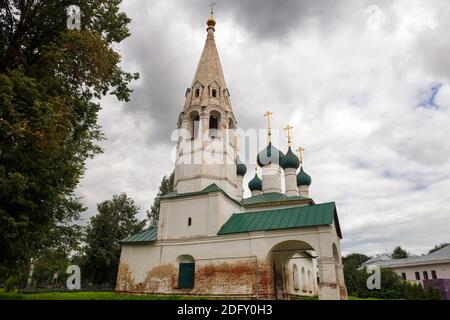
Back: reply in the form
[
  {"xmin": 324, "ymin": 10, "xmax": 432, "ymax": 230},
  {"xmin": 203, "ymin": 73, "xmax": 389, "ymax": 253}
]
[{"xmin": 363, "ymin": 245, "xmax": 450, "ymax": 300}]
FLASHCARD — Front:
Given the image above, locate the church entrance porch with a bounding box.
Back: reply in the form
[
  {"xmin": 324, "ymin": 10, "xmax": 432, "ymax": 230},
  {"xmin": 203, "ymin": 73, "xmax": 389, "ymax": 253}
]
[
  {"xmin": 266, "ymin": 237, "xmax": 347, "ymax": 300},
  {"xmin": 268, "ymin": 240, "xmax": 318, "ymax": 300}
]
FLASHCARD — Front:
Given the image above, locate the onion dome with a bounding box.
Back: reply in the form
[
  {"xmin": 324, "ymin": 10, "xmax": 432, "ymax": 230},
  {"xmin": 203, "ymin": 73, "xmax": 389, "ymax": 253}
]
[
  {"xmin": 248, "ymin": 174, "xmax": 263, "ymax": 192},
  {"xmin": 236, "ymin": 156, "xmax": 247, "ymax": 177},
  {"xmin": 257, "ymin": 143, "xmax": 285, "ymax": 167},
  {"xmin": 207, "ymin": 16, "xmax": 216, "ymax": 28},
  {"xmin": 280, "ymin": 147, "xmax": 300, "ymax": 170},
  {"xmin": 297, "ymin": 167, "xmax": 312, "ymax": 187}
]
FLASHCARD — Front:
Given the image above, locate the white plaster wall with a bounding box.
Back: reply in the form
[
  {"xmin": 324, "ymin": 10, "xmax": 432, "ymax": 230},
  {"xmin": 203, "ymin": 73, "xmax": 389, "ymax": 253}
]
[
  {"xmin": 389, "ymin": 263, "xmax": 450, "ymax": 282},
  {"xmin": 121, "ymin": 203, "xmax": 345, "ymax": 299},
  {"xmin": 262, "ymin": 164, "xmax": 282, "ymax": 193},
  {"xmin": 284, "ymin": 168, "xmax": 298, "ymax": 197},
  {"xmin": 159, "ymin": 193, "xmax": 241, "ymax": 240},
  {"xmin": 287, "ymin": 253, "xmax": 318, "ymax": 296},
  {"xmin": 299, "ymin": 185, "xmax": 310, "ymax": 198},
  {"xmin": 121, "ymin": 226, "xmax": 334, "ymax": 284}
]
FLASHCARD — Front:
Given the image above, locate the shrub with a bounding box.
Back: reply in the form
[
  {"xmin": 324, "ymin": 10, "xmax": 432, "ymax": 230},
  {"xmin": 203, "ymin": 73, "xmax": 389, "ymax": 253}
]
[{"xmin": 5, "ymin": 276, "xmax": 20, "ymax": 292}]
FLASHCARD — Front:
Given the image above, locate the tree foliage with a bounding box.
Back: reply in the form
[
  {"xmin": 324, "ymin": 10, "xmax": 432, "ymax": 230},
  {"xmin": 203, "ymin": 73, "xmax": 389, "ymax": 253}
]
[
  {"xmin": 354, "ymin": 267, "xmax": 441, "ymax": 300},
  {"xmin": 0, "ymin": 0, "xmax": 138, "ymax": 275},
  {"xmin": 82, "ymin": 193, "xmax": 146, "ymax": 285},
  {"xmin": 147, "ymin": 171, "xmax": 174, "ymax": 226},
  {"xmin": 342, "ymin": 253, "xmax": 370, "ymax": 295},
  {"xmin": 391, "ymin": 246, "xmax": 408, "ymax": 259}
]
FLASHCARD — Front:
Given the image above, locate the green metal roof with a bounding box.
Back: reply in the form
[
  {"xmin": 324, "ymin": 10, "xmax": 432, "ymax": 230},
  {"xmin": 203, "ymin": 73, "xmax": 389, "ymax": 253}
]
[
  {"xmin": 119, "ymin": 227, "xmax": 158, "ymax": 244},
  {"xmin": 241, "ymin": 192, "xmax": 310, "ymax": 206},
  {"xmin": 218, "ymin": 202, "xmax": 342, "ymax": 238}
]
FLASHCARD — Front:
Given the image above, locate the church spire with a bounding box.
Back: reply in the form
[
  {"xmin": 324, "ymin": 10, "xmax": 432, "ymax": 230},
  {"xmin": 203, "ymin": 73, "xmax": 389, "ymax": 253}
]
[
  {"xmin": 175, "ymin": 2, "xmax": 237, "ymax": 197},
  {"xmin": 186, "ymin": 1, "xmax": 231, "ymax": 112}
]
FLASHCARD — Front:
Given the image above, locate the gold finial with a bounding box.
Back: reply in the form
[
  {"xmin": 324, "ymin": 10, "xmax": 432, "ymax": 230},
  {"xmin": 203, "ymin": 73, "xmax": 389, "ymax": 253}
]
[
  {"xmin": 283, "ymin": 125, "xmax": 294, "ymax": 147},
  {"xmin": 264, "ymin": 111, "xmax": 273, "ymax": 143},
  {"xmin": 207, "ymin": 0, "xmax": 216, "ymax": 29},
  {"xmin": 297, "ymin": 147, "xmax": 305, "ymax": 167}
]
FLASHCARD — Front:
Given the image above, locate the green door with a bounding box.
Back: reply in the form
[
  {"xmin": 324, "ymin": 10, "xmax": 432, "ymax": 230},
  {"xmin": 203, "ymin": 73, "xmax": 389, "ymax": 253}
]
[{"xmin": 178, "ymin": 263, "xmax": 195, "ymax": 289}]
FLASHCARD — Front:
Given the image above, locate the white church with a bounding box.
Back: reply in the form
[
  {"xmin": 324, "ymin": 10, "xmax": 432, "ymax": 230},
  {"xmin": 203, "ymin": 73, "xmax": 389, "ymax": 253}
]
[{"xmin": 116, "ymin": 8, "xmax": 347, "ymax": 300}]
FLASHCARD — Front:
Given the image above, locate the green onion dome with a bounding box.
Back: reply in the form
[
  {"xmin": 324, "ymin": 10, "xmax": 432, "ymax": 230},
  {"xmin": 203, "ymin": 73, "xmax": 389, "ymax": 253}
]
[
  {"xmin": 257, "ymin": 143, "xmax": 285, "ymax": 167},
  {"xmin": 236, "ymin": 156, "xmax": 247, "ymax": 177},
  {"xmin": 280, "ymin": 147, "xmax": 300, "ymax": 170},
  {"xmin": 248, "ymin": 174, "xmax": 263, "ymax": 191},
  {"xmin": 297, "ymin": 167, "xmax": 312, "ymax": 186}
]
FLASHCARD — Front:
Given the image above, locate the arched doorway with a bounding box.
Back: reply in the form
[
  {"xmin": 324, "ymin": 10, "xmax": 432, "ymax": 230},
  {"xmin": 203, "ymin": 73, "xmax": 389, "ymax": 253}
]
[
  {"xmin": 177, "ymin": 255, "xmax": 195, "ymax": 289},
  {"xmin": 267, "ymin": 240, "xmax": 317, "ymax": 300}
]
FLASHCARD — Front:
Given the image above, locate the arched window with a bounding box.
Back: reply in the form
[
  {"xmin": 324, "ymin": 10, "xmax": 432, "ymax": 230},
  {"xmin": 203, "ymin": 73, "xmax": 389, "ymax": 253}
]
[
  {"xmin": 195, "ymin": 88, "xmax": 200, "ymax": 98},
  {"xmin": 209, "ymin": 111, "xmax": 220, "ymax": 139},
  {"xmin": 307, "ymin": 270, "xmax": 312, "ymax": 292},
  {"xmin": 188, "ymin": 217, "xmax": 192, "ymax": 226},
  {"xmin": 189, "ymin": 112, "xmax": 200, "ymax": 140},
  {"xmin": 228, "ymin": 119, "xmax": 235, "ymax": 130},
  {"xmin": 177, "ymin": 255, "xmax": 195, "ymax": 289},
  {"xmin": 212, "ymin": 89, "xmax": 217, "ymax": 98},
  {"xmin": 301, "ymin": 267, "xmax": 306, "ymax": 292},
  {"xmin": 293, "ymin": 264, "xmax": 299, "ymax": 291}
]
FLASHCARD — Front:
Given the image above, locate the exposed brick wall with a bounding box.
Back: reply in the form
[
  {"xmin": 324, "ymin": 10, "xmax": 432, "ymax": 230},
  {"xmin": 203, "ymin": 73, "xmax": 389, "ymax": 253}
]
[{"xmin": 116, "ymin": 259, "xmax": 275, "ymax": 298}]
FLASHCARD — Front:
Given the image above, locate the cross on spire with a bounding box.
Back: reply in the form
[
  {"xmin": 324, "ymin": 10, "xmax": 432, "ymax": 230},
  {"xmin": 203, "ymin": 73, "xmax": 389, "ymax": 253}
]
[
  {"xmin": 297, "ymin": 147, "xmax": 305, "ymax": 167},
  {"xmin": 209, "ymin": 0, "xmax": 216, "ymax": 15},
  {"xmin": 264, "ymin": 111, "xmax": 273, "ymax": 143},
  {"xmin": 283, "ymin": 125, "xmax": 294, "ymax": 146}
]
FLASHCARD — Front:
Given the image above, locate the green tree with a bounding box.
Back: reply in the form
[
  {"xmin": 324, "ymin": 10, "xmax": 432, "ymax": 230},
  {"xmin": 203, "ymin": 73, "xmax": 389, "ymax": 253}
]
[
  {"xmin": 342, "ymin": 253, "xmax": 370, "ymax": 295},
  {"xmin": 391, "ymin": 246, "xmax": 408, "ymax": 259},
  {"xmin": 428, "ymin": 243, "xmax": 450, "ymax": 254},
  {"xmin": 83, "ymin": 193, "xmax": 146, "ymax": 285},
  {"xmin": 147, "ymin": 171, "xmax": 175, "ymax": 226},
  {"xmin": 0, "ymin": 1, "xmax": 139, "ymax": 276},
  {"xmin": 355, "ymin": 267, "xmax": 440, "ymax": 300}
]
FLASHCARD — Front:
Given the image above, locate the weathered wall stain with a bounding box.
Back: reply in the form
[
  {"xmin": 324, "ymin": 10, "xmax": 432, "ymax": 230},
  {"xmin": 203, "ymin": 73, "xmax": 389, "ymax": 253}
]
[{"xmin": 116, "ymin": 260, "xmax": 276, "ymax": 298}]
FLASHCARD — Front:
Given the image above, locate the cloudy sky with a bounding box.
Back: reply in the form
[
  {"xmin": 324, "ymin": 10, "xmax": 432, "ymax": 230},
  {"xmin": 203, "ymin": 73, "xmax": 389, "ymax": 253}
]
[{"xmin": 76, "ymin": 0, "xmax": 450, "ymax": 256}]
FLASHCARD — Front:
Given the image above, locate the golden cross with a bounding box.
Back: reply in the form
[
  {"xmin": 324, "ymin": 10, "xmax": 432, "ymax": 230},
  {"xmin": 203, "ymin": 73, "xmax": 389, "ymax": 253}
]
[
  {"xmin": 283, "ymin": 125, "xmax": 294, "ymax": 146},
  {"xmin": 264, "ymin": 111, "xmax": 273, "ymax": 143},
  {"xmin": 209, "ymin": 0, "xmax": 216, "ymax": 15},
  {"xmin": 297, "ymin": 147, "xmax": 305, "ymax": 166}
]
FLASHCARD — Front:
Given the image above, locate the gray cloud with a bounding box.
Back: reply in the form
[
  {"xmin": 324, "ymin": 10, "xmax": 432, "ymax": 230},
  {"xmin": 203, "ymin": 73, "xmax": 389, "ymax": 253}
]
[{"xmin": 76, "ymin": 0, "xmax": 450, "ymax": 256}]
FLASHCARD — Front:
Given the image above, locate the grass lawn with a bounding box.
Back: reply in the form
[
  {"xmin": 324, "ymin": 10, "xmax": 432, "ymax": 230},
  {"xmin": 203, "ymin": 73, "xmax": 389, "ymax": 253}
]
[
  {"xmin": 0, "ymin": 289, "xmax": 385, "ymax": 301},
  {"xmin": 0, "ymin": 289, "xmax": 218, "ymax": 300},
  {"xmin": 348, "ymin": 296, "xmax": 385, "ymax": 300}
]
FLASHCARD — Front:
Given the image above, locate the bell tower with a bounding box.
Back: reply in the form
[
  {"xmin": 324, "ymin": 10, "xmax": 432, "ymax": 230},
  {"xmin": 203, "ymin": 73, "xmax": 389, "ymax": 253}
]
[{"xmin": 174, "ymin": 7, "xmax": 238, "ymax": 198}]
